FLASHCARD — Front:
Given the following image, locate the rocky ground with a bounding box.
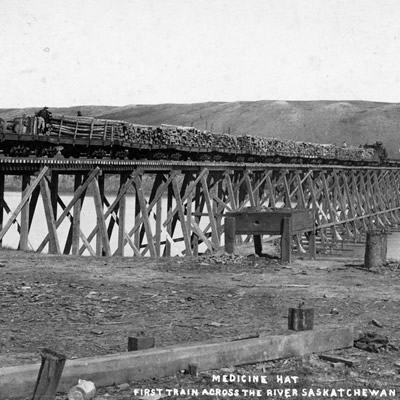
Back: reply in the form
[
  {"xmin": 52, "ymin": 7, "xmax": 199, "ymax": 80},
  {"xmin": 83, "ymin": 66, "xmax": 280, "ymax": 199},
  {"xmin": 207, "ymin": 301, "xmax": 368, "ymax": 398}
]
[{"xmin": 1, "ymin": 243, "xmax": 400, "ymax": 399}]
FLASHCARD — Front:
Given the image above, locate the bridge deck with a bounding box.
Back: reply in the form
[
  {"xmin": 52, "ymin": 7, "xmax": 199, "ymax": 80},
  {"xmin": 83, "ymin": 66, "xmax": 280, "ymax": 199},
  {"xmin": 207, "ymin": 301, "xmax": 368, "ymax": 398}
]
[{"xmin": 0, "ymin": 156, "xmax": 394, "ymax": 173}]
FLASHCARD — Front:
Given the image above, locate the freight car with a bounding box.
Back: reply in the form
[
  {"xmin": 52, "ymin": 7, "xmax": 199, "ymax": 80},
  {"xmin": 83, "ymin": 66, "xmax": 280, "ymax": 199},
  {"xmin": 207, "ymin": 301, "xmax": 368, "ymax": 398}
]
[{"xmin": 0, "ymin": 113, "xmax": 385, "ymax": 165}]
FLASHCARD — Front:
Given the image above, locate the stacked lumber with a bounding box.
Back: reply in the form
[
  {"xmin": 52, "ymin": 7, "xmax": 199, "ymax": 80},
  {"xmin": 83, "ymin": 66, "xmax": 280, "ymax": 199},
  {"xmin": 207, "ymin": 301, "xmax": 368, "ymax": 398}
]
[
  {"xmin": 48, "ymin": 115, "xmax": 124, "ymax": 142},
  {"xmin": 44, "ymin": 114, "xmax": 376, "ymax": 162}
]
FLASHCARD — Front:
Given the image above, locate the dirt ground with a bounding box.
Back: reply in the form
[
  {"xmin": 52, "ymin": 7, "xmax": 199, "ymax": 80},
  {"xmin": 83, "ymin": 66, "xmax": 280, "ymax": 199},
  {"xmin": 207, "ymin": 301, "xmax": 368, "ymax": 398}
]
[{"xmin": 1, "ymin": 242, "xmax": 400, "ymax": 399}]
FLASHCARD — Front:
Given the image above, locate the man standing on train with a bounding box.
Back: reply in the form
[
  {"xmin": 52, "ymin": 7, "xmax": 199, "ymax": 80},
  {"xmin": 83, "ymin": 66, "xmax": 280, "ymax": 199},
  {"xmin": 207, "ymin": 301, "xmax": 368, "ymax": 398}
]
[{"xmin": 36, "ymin": 106, "xmax": 52, "ymax": 133}]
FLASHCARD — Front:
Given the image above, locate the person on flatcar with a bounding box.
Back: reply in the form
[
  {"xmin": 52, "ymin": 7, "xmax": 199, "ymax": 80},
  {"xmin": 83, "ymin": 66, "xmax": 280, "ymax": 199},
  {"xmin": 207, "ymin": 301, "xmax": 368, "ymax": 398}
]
[{"xmin": 36, "ymin": 107, "xmax": 52, "ymax": 133}]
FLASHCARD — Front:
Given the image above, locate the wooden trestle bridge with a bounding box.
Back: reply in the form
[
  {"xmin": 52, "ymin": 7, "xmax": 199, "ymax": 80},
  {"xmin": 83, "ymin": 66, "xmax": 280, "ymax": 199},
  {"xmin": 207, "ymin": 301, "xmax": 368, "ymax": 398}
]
[{"xmin": 0, "ymin": 157, "xmax": 399, "ymax": 257}]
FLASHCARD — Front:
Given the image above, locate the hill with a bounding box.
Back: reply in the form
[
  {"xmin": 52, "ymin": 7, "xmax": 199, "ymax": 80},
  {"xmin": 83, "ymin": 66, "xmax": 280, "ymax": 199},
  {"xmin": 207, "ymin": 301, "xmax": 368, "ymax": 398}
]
[{"xmin": 2, "ymin": 100, "xmax": 400, "ymax": 158}]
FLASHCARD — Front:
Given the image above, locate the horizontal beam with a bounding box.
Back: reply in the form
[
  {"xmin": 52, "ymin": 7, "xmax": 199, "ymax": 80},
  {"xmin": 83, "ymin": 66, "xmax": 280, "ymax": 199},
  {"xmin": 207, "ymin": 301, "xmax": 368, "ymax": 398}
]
[
  {"xmin": 0, "ymin": 326, "xmax": 354, "ymax": 399},
  {"xmin": 0, "ymin": 157, "xmax": 398, "ymax": 174},
  {"xmin": 317, "ymin": 205, "xmax": 400, "ymax": 229}
]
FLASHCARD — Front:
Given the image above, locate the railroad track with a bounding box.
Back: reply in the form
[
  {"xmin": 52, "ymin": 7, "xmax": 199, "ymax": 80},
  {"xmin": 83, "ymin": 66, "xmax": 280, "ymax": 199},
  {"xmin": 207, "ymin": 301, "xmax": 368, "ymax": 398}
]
[{"xmin": 0, "ymin": 156, "xmax": 397, "ymax": 173}]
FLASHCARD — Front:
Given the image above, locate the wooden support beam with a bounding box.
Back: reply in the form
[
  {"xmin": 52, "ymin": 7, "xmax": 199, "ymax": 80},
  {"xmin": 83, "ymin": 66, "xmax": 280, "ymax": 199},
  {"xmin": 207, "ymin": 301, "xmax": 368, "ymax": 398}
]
[
  {"xmin": 0, "ymin": 173, "xmax": 4, "ymax": 247},
  {"xmin": 92, "ymin": 175, "xmax": 110, "ymax": 256},
  {"xmin": 281, "ymin": 216, "xmax": 292, "ymax": 263},
  {"xmin": 36, "ymin": 167, "xmax": 100, "ymax": 253},
  {"xmin": 56, "ymin": 193, "xmax": 94, "ymax": 257},
  {"xmin": 28, "ymin": 184, "xmax": 40, "ymax": 232},
  {"xmin": 171, "ymin": 177, "xmax": 192, "ymax": 256},
  {"xmin": 0, "ymin": 167, "xmax": 49, "ymax": 243},
  {"xmin": 40, "ymin": 178, "xmax": 60, "ymax": 254},
  {"xmin": 133, "ymin": 176, "xmax": 156, "ymax": 257},
  {"xmin": 71, "ymin": 174, "xmax": 83, "ymax": 255},
  {"xmin": 19, "ymin": 174, "xmax": 30, "ymax": 251},
  {"xmin": 96, "ymin": 174, "xmax": 105, "ymax": 255},
  {"xmin": 50, "ymin": 172, "xmax": 59, "ymax": 220},
  {"xmin": 201, "ymin": 174, "xmax": 220, "ymax": 247},
  {"xmin": 117, "ymin": 174, "xmax": 128, "ymax": 256},
  {"xmin": 192, "ymin": 182, "xmax": 202, "ymax": 255},
  {"xmin": 0, "ymin": 326, "xmax": 354, "ymax": 399},
  {"xmin": 82, "ymin": 170, "xmax": 141, "ymax": 255},
  {"xmin": 155, "ymin": 195, "xmax": 162, "ymax": 256},
  {"xmin": 164, "ymin": 182, "xmax": 173, "ymax": 257},
  {"xmin": 134, "ymin": 185, "xmax": 141, "ymax": 253},
  {"xmin": 224, "ymin": 216, "xmax": 235, "ymax": 253}
]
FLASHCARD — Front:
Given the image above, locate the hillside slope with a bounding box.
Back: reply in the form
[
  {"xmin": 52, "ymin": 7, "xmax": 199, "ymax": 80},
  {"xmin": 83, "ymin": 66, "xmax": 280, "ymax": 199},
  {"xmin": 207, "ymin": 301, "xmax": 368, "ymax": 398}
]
[{"xmin": 2, "ymin": 100, "xmax": 400, "ymax": 158}]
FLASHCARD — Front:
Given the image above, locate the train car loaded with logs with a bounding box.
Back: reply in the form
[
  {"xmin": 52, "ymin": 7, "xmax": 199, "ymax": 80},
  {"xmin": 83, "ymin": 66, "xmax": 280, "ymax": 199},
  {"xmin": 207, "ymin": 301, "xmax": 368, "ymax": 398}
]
[{"xmin": 0, "ymin": 113, "xmax": 389, "ymax": 165}]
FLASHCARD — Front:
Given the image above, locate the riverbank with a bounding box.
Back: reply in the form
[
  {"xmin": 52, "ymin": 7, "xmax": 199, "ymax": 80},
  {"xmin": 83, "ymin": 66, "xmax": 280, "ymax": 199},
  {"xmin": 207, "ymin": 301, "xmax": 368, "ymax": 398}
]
[{"xmin": 1, "ymin": 246, "xmax": 400, "ymax": 399}]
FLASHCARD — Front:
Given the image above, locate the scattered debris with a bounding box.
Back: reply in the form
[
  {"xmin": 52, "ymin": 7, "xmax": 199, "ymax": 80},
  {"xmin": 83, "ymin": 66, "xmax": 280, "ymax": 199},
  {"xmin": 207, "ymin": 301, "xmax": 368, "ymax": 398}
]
[
  {"xmin": 68, "ymin": 379, "xmax": 96, "ymax": 400},
  {"xmin": 90, "ymin": 329, "xmax": 104, "ymax": 336},
  {"xmin": 117, "ymin": 383, "xmax": 130, "ymax": 391},
  {"xmin": 371, "ymin": 318, "xmax": 383, "ymax": 328},
  {"xmin": 354, "ymin": 332, "xmax": 398, "ymax": 353},
  {"xmin": 206, "ymin": 321, "xmax": 230, "ymax": 328},
  {"xmin": 319, "ymin": 354, "xmax": 359, "ymax": 367}
]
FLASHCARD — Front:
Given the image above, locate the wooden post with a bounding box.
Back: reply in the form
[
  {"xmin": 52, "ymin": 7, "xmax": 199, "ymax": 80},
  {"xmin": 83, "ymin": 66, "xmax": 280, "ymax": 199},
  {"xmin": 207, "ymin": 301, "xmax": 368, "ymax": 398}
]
[
  {"xmin": 31, "ymin": 348, "xmax": 67, "ymax": 400},
  {"xmin": 128, "ymin": 336, "xmax": 155, "ymax": 351},
  {"xmin": 281, "ymin": 217, "xmax": 292, "ymax": 263},
  {"xmin": 192, "ymin": 182, "xmax": 201, "ymax": 256},
  {"xmin": 0, "ymin": 173, "xmax": 4, "ymax": 248},
  {"xmin": 164, "ymin": 183, "xmax": 173, "ymax": 257},
  {"xmin": 254, "ymin": 235, "xmax": 262, "ymax": 256},
  {"xmin": 188, "ymin": 363, "xmax": 199, "ymax": 377},
  {"xmin": 93, "ymin": 174, "xmax": 110, "ymax": 256},
  {"xmin": 288, "ymin": 308, "xmax": 314, "ymax": 331},
  {"xmin": 134, "ymin": 185, "xmax": 141, "ymax": 254},
  {"xmin": 28, "ymin": 185, "xmax": 40, "ymax": 233},
  {"xmin": 20, "ymin": 174, "xmax": 30, "ymax": 251},
  {"xmin": 117, "ymin": 174, "xmax": 128, "ymax": 256},
  {"xmin": 40, "ymin": 178, "xmax": 60, "ymax": 254},
  {"xmin": 309, "ymin": 232, "xmax": 316, "ymax": 259},
  {"xmin": 96, "ymin": 173, "xmax": 105, "ymax": 256},
  {"xmin": 71, "ymin": 174, "xmax": 82, "ymax": 255},
  {"xmin": 155, "ymin": 195, "xmax": 162, "ymax": 257},
  {"xmin": 224, "ymin": 216, "xmax": 236, "ymax": 254},
  {"xmin": 50, "ymin": 172, "xmax": 58, "ymax": 220},
  {"xmin": 364, "ymin": 230, "xmax": 387, "ymax": 269}
]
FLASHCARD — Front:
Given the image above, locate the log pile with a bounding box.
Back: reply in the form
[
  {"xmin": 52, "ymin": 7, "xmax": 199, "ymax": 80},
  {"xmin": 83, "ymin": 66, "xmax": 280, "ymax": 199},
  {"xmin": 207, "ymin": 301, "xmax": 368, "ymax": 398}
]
[{"xmin": 44, "ymin": 114, "xmax": 375, "ymax": 162}]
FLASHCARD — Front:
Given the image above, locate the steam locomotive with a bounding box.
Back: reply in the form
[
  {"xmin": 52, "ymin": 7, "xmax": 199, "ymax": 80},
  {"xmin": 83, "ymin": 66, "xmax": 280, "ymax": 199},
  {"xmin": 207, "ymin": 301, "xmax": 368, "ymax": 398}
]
[{"xmin": 0, "ymin": 113, "xmax": 388, "ymax": 165}]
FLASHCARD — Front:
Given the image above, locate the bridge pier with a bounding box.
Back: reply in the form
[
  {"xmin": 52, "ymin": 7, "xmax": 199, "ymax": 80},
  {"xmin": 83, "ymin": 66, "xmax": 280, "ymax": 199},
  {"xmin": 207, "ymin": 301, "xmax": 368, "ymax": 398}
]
[{"xmin": 0, "ymin": 158, "xmax": 399, "ymax": 258}]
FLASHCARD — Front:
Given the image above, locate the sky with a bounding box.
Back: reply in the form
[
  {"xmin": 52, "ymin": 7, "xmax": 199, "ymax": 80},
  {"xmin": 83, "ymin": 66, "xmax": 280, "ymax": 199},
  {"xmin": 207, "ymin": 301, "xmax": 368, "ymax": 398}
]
[{"xmin": 1, "ymin": 0, "xmax": 400, "ymax": 108}]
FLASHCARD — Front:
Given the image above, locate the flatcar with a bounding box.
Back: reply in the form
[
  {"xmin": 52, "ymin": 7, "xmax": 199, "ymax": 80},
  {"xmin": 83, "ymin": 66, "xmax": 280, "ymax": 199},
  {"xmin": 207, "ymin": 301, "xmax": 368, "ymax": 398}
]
[{"xmin": 0, "ymin": 113, "xmax": 387, "ymax": 165}]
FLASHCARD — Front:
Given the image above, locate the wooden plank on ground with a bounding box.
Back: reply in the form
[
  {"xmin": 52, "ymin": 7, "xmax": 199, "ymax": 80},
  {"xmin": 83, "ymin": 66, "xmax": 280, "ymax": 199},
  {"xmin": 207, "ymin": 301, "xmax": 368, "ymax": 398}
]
[{"xmin": 0, "ymin": 326, "xmax": 354, "ymax": 399}]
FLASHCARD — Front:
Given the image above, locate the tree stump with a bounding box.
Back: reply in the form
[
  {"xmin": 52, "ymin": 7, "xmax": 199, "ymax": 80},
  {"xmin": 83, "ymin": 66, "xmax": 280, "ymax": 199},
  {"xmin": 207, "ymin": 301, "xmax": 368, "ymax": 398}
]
[{"xmin": 364, "ymin": 230, "xmax": 387, "ymax": 269}]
